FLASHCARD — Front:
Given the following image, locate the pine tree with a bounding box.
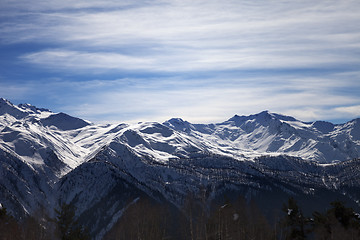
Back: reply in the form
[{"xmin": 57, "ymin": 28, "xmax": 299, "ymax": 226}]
[
  {"xmin": 0, "ymin": 204, "xmax": 22, "ymax": 240},
  {"xmin": 312, "ymin": 201, "xmax": 360, "ymax": 240},
  {"xmin": 55, "ymin": 203, "xmax": 90, "ymax": 240},
  {"xmin": 280, "ymin": 197, "xmax": 307, "ymax": 240}
]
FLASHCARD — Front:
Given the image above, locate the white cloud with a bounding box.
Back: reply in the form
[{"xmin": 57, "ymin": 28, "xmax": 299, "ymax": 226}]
[
  {"xmin": 1, "ymin": 0, "xmax": 360, "ymax": 123},
  {"xmin": 1, "ymin": 0, "xmax": 359, "ymax": 72},
  {"xmin": 2, "ymin": 72, "xmax": 359, "ymax": 124},
  {"xmin": 21, "ymin": 50, "xmax": 155, "ymax": 71},
  {"xmin": 19, "ymin": 46, "xmax": 360, "ymax": 73},
  {"xmin": 334, "ymin": 105, "xmax": 360, "ymax": 117},
  {"xmin": 0, "ymin": 83, "xmax": 31, "ymax": 100},
  {"xmin": 51, "ymin": 73, "xmax": 360, "ymax": 124}
]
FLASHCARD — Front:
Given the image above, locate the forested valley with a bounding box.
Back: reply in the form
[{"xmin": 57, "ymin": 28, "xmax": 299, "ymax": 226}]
[{"xmin": 1, "ymin": 195, "xmax": 360, "ymax": 240}]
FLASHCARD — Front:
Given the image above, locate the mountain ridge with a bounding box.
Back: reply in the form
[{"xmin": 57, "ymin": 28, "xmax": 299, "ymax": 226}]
[{"xmin": 1, "ymin": 98, "xmax": 360, "ymax": 239}]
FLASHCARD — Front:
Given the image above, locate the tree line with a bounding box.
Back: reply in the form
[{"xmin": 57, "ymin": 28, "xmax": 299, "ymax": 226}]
[
  {"xmin": 0, "ymin": 203, "xmax": 89, "ymax": 240},
  {"xmin": 104, "ymin": 196, "xmax": 360, "ymax": 240},
  {"xmin": 1, "ymin": 196, "xmax": 360, "ymax": 239},
  {"xmin": 279, "ymin": 197, "xmax": 360, "ymax": 240}
]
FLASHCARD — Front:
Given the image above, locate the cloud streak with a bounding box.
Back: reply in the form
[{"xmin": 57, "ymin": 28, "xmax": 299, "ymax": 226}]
[
  {"xmin": 2, "ymin": 0, "xmax": 359, "ymax": 72},
  {"xmin": 1, "ymin": 0, "xmax": 360, "ymax": 123},
  {"xmin": 7, "ymin": 72, "xmax": 355, "ymax": 124}
]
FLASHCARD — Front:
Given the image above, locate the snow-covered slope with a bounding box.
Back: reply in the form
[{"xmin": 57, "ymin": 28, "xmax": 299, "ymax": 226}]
[
  {"xmin": 0, "ymin": 98, "xmax": 125, "ymax": 218},
  {"xmin": 164, "ymin": 110, "xmax": 360, "ymax": 163},
  {"xmin": 1, "ymin": 98, "xmax": 358, "ymax": 176},
  {"xmin": 1, "ymin": 98, "xmax": 360, "ymax": 239}
]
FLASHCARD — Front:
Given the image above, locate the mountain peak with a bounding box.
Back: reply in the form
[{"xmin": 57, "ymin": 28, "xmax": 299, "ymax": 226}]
[
  {"xmin": 228, "ymin": 110, "xmax": 274, "ymax": 123},
  {"xmin": 254, "ymin": 111, "xmax": 299, "ymax": 122},
  {"xmin": 0, "ymin": 98, "xmax": 28, "ymax": 119},
  {"xmin": 163, "ymin": 118, "xmax": 194, "ymax": 132},
  {"xmin": 0, "ymin": 98, "xmax": 55, "ymax": 120},
  {"xmin": 40, "ymin": 112, "xmax": 90, "ymax": 131},
  {"xmin": 256, "ymin": 110, "xmax": 273, "ymax": 118},
  {"xmin": 18, "ymin": 103, "xmax": 51, "ymax": 114},
  {"xmin": 259, "ymin": 110, "xmax": 271, "ymax": 114},
  {"xmin": 229, "ymin": 111, "xmax": 298, "ymax": 123},
  {"xmin": 167, "ymin": 117, "xmax": 186, "ymax": 123},
  {"xmin": 0, "ymin": 97, "xmax": 13, "ymax": 106},
  {"xmin": 164, "ymin": 118, "xmax": 191, "ymax": 126}
]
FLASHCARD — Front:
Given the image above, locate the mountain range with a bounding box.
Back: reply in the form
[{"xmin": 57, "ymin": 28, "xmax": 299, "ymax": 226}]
[{"xmin": 1, "ymin": 97, "xmax": 360, "ymax": 239}]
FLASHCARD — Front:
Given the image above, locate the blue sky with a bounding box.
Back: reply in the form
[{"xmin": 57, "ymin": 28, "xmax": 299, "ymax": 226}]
[{"xmin": 1, "ymin": 0, "xmax": 360, "ymax": 124}]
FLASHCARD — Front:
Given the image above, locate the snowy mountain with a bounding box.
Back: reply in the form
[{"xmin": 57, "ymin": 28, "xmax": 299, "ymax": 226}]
[
  {"xmin": 164, "ymin": 110, "xmax": 360, "ymax": 163},
  {"xmin": 1, "ymin": 98, "xmax": 360, "ymax": 239}
]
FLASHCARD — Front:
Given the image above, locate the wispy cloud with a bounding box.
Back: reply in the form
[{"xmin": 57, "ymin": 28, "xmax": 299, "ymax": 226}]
[
  {"xmin": 21, "ymin": 72, "xmax": 356, "ymax": 124},
  {"xmin": 1, "ymin": 0, "xmax": 360, "ymax": 123},
  {"xmin": 3, "ymin": 71, "xmax": 360, "ymax": 124},
  {"xmin": 2, "ymin": 0, "xmax": 359, "ymax": 72},
  {"xmin": 334, "ymin": 105, "xmax": 360, "ymax": 118},
  {"xmin": 21, "ymin": 50, "xmax": 155, "ymax": 71},
  {"xmin": 0, "ymin": 83, "xmax": 32, "ymax": 100}
]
